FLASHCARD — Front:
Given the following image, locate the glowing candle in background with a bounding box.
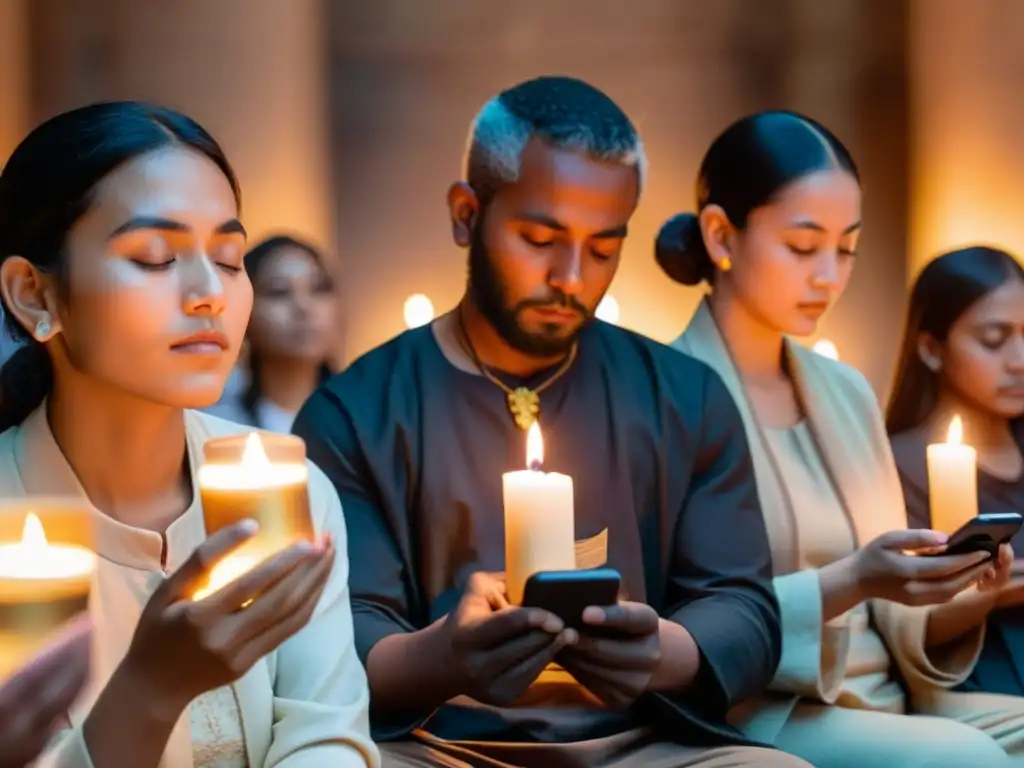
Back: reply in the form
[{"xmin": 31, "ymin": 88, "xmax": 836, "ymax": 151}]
[
  {"xmin": 403, "ymin": 294, "xmax": 435, "ymax": 329},
  {"xmin": 196, "ymin": 432, "xmax": 313, "ymax": 599},
  {"xmin": 596, "ymin": 294, "xmax": 620, "ymax": 325},
  {"xmin": 0, "ymin": 502, "xmax": 95, "ymax": 680},
  {"xmin": 927, "ymin": 415, "xmax": 979, "ymax": 535},
  {"xmin": 502, "ymin": 422, "xmax": 576, "ymax": 605},
  {"xmin": 812, "ymin": 339, "xmax": 839, "ymax": 360}
]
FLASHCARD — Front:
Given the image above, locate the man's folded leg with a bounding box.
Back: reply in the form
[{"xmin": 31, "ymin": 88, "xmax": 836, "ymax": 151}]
[{"xmin": 379, "ymin": 729, "xmax": 814, "ymax": 768}]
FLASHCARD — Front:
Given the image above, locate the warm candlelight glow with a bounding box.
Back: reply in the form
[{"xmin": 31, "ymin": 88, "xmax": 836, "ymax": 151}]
[
  {"xmin": 242, "ymin": 431, "xmax": 269, "ymax": 465},
  {"xmin": 596, "ymin": 294, "xmax": 620, "ymax": 325},
  {"xmin": 193, "ymin": 553, "xmax": 260, "ymax": 602},
  {"xmin": 0, "ymin": 502, "xmax": 95, "ymax": 681},
  {"xmin": 0, "ymin": 513, "xmax": 95, "ymax": 581},
  {"xmin": 812, "ymin": 339, "xmax": 839, "ymax": 360},
  {"xmin": 196, "ymin": 432, "xmax": 314, "ymax": 600},
  {"xmin": 403, "ymin": 293, "xmax": 435, "ymax": 329},
  {"xmin": 198, "ymin": 432, "xmax": 307, "ymax": 490},
  {"xmin": 947, "ymin": 415, "xmax": 963, "ymax": 445},
  {"xmin": 926, "ymin": 414, "xmax": 978, "ymax": 534},
  {"xmin": 526, "ymin": 421, "xmax": 543, "ymax": 469},
  {"xmin": 503, "ymin": 422, "xmax": 575, "ymax": 604}
]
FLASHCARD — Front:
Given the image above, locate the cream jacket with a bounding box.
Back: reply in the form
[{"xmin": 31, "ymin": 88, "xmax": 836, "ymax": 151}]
[
  {"xmin": 674, "ymin": 300, "xmax": 984, "ymax": 742},
  {"xmin": 1, "ymin": 405, "xmax": 380, "ymax": 767}
]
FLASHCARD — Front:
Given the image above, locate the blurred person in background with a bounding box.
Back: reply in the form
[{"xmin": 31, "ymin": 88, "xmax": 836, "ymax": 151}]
[
  {"xmin": 890, "ymin": 247, "xmax": 1024, "ymax": 707},
  {"xmin": 666, "ymin": 111, "xmax": 1024, "ymax": 766},
  {"xmin": 0, "ymin": 102, "xmax": 376, "ymax": 767},
  {"xmin": 208, "ymin": 235, "xmax": 338, "ymax": 432}
]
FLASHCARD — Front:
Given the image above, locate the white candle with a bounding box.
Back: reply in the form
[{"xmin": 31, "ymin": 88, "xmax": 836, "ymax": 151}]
[
  {"xmin": 502, "ymin": 422, "xmax": 576, "ymax": 605},
  {"xmin": 927, "ymin": 415, "xmax": 979, "ymax": 535},
  {"xmin": 0, "ymin": 514, "xmax": 94, "ymax": 585},
  {"xmin": 812, "ymin": 339, "xmax": 839, "ymax": 360},
  {"xmin": 0, "ymin": 510, "xmax": 95, "ymax": 680},
  {"xmin": 196, "ymin": 432, "xmax": 314, "ymax": 600}
]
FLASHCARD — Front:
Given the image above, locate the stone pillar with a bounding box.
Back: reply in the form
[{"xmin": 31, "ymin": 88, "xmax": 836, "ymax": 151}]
[
  {"xmin": 0, "ymin": 0, "xmax": 30, "ymax": 161},
  {"xmin": 30, "ymin": 0, "xmax": 334, "ymax": 250},
  {"xmin": 909, "ymin": 0, "xmax": 1024, "ymax": 278}
]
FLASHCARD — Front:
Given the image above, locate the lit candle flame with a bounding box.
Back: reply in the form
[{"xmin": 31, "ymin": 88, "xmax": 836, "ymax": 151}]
[
  {"xmin": 595, "ymin": 294, "xmax": 620, "ymax": 325},
  {"xmin": 526, "ymin": 421, "xmax": 543, "ymax": 470},
  {"xmin": 241, "ymin": 432, "xmax": 272, "ymax": 468},
  {"xmin": 947, "ymin": 415, "xmax": 963, "ymax": 445},
  {"xmin": 403, "ymin": 294, "xmax": 435, "ymax": 329},
  {"xmin": 0, "ymin": 512, "xmax": 95, "ymax": 581},
  {"xmin": 812, "ymin": 339, "xmax": 839, "ymax": 360},
  {"xmin": 20, "ymin": 513, "xmax": 47, "ymax": 547}
]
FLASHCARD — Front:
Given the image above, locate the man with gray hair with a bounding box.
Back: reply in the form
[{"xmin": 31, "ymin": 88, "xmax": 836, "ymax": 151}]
[{"xmin": 295, "ymin": 76, "xmax": 799, "ymax": 767}]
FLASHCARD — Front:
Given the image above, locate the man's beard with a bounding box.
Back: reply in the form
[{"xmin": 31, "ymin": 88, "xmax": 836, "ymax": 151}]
[{"xmin": 467, "ymin": 224, "xmax": 591, "ymax": 358}]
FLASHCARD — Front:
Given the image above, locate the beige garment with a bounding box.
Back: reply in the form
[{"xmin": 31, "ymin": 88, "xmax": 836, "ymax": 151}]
[
  {"xmin": 916, "ymin": 688, "xmax": 1024, "ymax": 760},
  {"xmin": 190, "ymin": 686, "xmax": 247, "ymax": 768},
  {"xmin": 0, "ymin": 405, "xmax": 381, "ymax": 768},
  {"xmin": 763, "ymin": 423, "xmax": 902, "ymax": 713},
  {"xmin": 759, "ymin": 424, "xmax": 1021, "ymax": 766},
  {"xmin": 674, "ymin": 299, "xmax": 1024, "ymax": 757},
  {"xmin": 378, "ymin": 728, "xmax": 813, "ymax": 767},
  {"xmin": 775, "ymin": 700, "xmax": 1018, "ymax": 767}
]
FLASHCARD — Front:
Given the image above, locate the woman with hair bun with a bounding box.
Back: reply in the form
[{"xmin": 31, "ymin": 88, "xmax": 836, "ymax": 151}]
[{"xmin": 665, "ymin": 111, "xmax": 1024, "ymax": 766}]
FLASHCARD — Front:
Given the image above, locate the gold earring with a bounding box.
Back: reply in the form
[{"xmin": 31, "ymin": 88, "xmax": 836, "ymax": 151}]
[{"xmin": 719, "ymin": 257, "xmax": 732, "ymax": 272}]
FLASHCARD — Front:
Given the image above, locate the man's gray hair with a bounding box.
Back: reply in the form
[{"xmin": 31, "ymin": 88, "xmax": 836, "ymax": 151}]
[{"xmin": 462, "ymin": 76, "xmax": 646, "ymax": 202}]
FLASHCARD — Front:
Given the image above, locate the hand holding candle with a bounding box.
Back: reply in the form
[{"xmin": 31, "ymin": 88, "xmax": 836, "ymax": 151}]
[
  {"xmin": 927, "ymin": 415, "xmax": 979, "ymax": 535},
  {"xmin": 114, "ymin": 521, "xmax": 334, "ymax": 739},
  {"xmin": 503, "ymin": 422, "xmax": 576, "ymax": 605},
  {"xmin": 196, "ymin": 432, "xmax": 314, "ymax": 599}
]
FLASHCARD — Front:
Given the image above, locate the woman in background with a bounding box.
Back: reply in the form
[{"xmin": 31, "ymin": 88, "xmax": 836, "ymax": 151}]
[
  {"xmin": 889, "ymin": 246, "xmax": 1024, "ymax": 701},
  {"xmin": 0, "ymin": 102, "xmax": 376, "ymax": 767},
  {"xmin": 662, "ymin": 110, "xmax": 1024, "ymax": 766},
  {"xmin": 209, "ymin": 236, "xmax": 337, "ymax": 432}
]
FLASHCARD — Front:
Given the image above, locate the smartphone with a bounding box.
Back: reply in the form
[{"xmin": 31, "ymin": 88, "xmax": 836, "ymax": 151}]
[
  {"xmin": 521, "ymin": 568, "xmax": 621, "ymax": 630},
  {"xmin": 925, "ymin": 512, "xmax": 1023, "ymax": 558}
]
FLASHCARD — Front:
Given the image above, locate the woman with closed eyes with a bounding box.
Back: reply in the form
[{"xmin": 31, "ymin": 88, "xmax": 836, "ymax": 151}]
[{"xmin": 0, "ymin": 102, "xmax": 377, "ymax": 767}]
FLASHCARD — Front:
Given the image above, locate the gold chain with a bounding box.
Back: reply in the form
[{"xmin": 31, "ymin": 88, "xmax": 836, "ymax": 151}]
[{"xmin": 457, "ymin": 309, "xmax": 578, "ymax": 430}]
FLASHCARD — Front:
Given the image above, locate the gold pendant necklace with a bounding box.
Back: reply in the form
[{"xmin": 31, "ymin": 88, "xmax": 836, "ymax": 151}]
[{"xmin": 457, "ymin": 310, "xmax": 578, "ymax": 431}]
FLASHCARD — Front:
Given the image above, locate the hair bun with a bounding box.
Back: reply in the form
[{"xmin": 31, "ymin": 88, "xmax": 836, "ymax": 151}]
[{"xmin": 655, "ymin": 212, "xmax": 713, "ymax": 286}]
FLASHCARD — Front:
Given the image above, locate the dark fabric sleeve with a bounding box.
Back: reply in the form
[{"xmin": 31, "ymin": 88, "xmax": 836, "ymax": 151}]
[
  {"xmin": 895, "ymin": 464, "xmax": 932, "ymax": 530},
  {"xmin": 662, "ymin": 370, "xmax": 782, "ymax": 713},
  {"xmin": 292, "ymin": 389, "xmax": 418, "ymax": 664}
]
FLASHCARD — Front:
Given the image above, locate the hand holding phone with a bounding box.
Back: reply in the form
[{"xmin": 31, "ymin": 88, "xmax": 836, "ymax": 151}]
[
  {"xmin": 853, "ymin": 529, "xmax": 992, "ymax": 606},
  {"xmin": 443, "ymin": 572, "xmax": 574, "ymax": 707},
  {"xmin": 562, "ymin": 600, "xmax": 662, "ymax": 708},
  {"xmin": 521, "ymin": 568, "xmax": 621, "ymax": 630},
  {"xmin": 923, "ymin": 513, "xmax": 1023, "ymax": 558}
]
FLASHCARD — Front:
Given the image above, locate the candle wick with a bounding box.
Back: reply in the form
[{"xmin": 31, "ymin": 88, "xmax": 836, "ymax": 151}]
[{"xmin": 528, "ymin": 459, "xmax": 543, "ymax": 472}]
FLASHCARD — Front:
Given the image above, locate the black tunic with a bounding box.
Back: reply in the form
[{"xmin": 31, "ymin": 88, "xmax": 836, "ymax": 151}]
[{"xmin": 293, "ymin": 318, "xmax": 781, "ymax": 747}]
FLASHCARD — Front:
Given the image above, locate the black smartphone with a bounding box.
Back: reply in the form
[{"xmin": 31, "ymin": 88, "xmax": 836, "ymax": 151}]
[
  {"xmin": 924, "ymin": 512, "xmax": 1023, "ymax": 558},
  {"xmin": 521, "ymin": 568, "xmax": 621, "ymax": 630}
]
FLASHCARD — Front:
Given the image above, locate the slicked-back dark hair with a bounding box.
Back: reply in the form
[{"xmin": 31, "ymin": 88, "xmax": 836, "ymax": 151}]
[{"xmin": 0, "ymin": 101, "xmax": 240, "ymax": 430}]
